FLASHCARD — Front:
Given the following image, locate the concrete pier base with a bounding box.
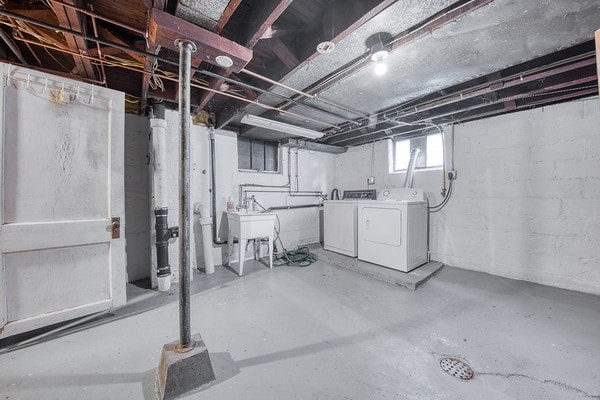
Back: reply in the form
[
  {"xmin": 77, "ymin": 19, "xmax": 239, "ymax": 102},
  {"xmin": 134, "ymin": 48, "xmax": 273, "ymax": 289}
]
[{"xmin": 156, "ymin": 334, "xmax": 215, "ymax": 399}]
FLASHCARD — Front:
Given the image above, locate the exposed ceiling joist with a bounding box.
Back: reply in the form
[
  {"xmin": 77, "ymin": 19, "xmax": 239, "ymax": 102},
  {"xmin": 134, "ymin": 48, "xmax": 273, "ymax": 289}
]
[
  {"xmin": 268, "ymin": 37, "xmax": 298, "ymax": 69},
  {"xmin": 195, "ymin": 0, "xmax": 293, "ymax": 111},
  {"xmin": 50, "ymin": 0, "xmax": 96, "ymax": 80},
  {"xmin": 213, "ymin": 0, "xmax": 243, "ymax": 35},
  {"xmin": 216, "ymin": 0, "xmax": 397, "ymax": 128},
  {"xmin": 240, "ymin": 0, "xmax": 293, "ymax": 48}
]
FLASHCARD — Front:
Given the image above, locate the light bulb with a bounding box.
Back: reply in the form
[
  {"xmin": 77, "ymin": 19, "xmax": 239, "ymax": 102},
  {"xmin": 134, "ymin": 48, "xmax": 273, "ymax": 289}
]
[{"xmin": 374, "ymin": 62, "xmax": 387, "ymax": 76}]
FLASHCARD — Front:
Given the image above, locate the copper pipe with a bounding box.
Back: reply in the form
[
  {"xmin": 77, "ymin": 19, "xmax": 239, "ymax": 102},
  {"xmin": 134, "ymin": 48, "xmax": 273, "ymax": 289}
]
[
  {"xmin": 10, "ymin": 34, "xmax": 337, "ymax": 128},
  {"xmin": 0, "ymin": 9, "xmax": 343, "ymax": 128},
  {"xmin": 7, "ymin": 17, "xmax": 43, "ymax": 66},
  {"xmin": 241, "ymin": 67, "xmax": 315, "ymax": 99},
  {"xmin": 48, "ymin": 0, "xmax": 146, "ymax": 37}
]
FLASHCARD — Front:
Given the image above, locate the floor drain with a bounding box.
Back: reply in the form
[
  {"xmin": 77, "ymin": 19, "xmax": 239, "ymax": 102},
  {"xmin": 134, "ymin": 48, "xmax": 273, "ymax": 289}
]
[{"xmin": 439, "ymin": 357, "xmax": 474, "ymax": 380}]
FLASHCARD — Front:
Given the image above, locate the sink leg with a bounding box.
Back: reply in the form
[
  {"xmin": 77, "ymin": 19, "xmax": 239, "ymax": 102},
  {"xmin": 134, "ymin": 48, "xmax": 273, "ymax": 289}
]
[
  {"xmin": 253, "ymin": 239, "xmax": 258, "ymax": 261},
  {"xmin": 238, "ymin": 239, "xmax": 247, "ymax": 276},
  {"xmin": 268, "ymin": 235, "xmax": 273, "ymax": 269},
  {"xmin": 227, "ymin": 232, "xmax": 234, "ymax": 266}
]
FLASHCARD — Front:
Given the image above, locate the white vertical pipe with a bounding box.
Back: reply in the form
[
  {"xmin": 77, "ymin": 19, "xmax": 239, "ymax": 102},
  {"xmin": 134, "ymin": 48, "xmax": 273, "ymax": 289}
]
[
  {"xmin": 151, "ymin": 117, "xmax": 171, "ymax": 291},
  {"xmin": 197, "ymin": 203, "xmax": 215, "ymax": 274}
]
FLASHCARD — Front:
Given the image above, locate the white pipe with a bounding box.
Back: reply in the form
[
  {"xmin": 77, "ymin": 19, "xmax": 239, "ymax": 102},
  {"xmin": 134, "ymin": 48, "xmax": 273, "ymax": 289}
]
[
  {"xmin": 196, "ymin": 203, "xmax": 215, "ymax": 274},
  {"xmin": 151, "ymin": 117, "xmax": 171, "ymax": 291},
  {"xmin": 151, "ymin": 118, "xmax": 168, "ymax": 208}
]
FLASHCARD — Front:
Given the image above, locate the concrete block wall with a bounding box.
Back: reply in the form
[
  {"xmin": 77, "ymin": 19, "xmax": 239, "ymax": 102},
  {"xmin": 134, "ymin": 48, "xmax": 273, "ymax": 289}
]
[
  {"xmin": 335, "ymin": 98, "xmax": 600, "ymax": 295},
  {"xmin": 125, "ymin": 109, "xmax": 335, "ymax": 284},
  {"xmin": 184, "ymin": 119, "xmax": 336, "ymax": 268},
  {"xmin": 124, "ymin": 115, "xmax": 151, "ymax": 282}
]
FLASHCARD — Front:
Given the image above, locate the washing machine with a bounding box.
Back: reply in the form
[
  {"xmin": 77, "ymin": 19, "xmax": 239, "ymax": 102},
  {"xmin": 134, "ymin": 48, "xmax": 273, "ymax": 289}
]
[
  {"xmin": 357, "ymin": 188, "xmax": 428, "ymax": 272},
  {"xmin": 323, "ymin": 190, "xmax": 376, "ymax": 257}
]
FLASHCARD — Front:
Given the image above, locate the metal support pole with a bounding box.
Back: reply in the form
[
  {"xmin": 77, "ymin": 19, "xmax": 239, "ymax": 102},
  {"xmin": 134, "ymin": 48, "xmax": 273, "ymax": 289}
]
[{"xmin": 176, "ymin": 38, "xmax": 196, "ymax": 349}]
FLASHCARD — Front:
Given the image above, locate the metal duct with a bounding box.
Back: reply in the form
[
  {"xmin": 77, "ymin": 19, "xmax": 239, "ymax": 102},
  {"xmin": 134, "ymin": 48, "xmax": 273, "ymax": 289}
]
[{"xmin": 403, "ymin": 147, "xmax": 421, "ymax": 189}]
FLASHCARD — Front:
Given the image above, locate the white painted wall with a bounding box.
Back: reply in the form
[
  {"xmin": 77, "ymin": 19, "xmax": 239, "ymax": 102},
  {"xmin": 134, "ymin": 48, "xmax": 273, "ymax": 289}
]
[
  {"xmin": 124, "ymin": 114, "xmax": 151, "ymax": 282},
  {"xmin": 335, "ymin": 98, "xmax": 600, "ymax": 295},
  {"xmin": 158, "ymin": 109, "xmax": 335, "ymax": 279}
]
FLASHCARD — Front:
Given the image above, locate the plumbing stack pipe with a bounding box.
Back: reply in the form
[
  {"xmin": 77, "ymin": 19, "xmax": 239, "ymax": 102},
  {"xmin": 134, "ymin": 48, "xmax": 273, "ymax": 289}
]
[{"xmin": 150, "ymin": 103, "xmax": 172, "ymax": 292}]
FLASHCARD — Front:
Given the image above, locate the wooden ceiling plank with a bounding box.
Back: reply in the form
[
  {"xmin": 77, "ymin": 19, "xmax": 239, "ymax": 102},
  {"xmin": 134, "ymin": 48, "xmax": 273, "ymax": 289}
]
[{"xmin": 50, "ymin": 0, "xmax": 96, "ymax": 79}]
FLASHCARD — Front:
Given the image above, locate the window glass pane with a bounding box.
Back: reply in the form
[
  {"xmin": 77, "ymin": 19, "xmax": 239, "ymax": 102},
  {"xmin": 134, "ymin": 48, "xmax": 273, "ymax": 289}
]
[
  {"xmin": 394, "ymin": 139, "xmax": 410, "ymax": 171},
  {"xmin": 237, "ymin": 137, "xmax": 251, "ymax": 169},
  {"xmin": 426, "ymin": 133, "xmax": 443, "ymax": 167},
  {"xmin": 251, "ymin": 140, "xmax": 265, "ymax": 170},
  {"xmin": 264, "ymin": 142, "xmax": 278, "ymax": 171}
]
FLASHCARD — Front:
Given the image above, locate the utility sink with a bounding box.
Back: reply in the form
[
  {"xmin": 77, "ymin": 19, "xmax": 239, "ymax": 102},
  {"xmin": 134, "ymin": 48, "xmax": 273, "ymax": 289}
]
[{"xmin": 226, "ymin": 211, "xmax": 276, "ymax": 276}]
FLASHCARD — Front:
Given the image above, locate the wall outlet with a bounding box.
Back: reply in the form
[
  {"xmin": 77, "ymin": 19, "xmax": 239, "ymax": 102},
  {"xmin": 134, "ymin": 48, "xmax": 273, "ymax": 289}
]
[
  {"xmin": 448, "ymin": 170, "xmax": 457, "ymax": 181},
  {"xmin": 367, "ymin": 176, "xmax": 375, "ymax": 185}
]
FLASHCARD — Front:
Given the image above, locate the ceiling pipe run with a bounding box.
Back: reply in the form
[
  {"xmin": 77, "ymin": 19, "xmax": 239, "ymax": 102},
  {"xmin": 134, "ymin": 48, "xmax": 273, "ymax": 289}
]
[{"xmin": 0, "ymin": 9, "xmax": 357, "ymax": 128}]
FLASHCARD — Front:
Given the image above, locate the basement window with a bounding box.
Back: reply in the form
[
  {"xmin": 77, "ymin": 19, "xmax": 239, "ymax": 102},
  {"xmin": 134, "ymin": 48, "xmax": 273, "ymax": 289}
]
[
  {"xmin": 237, "ymin": 137, "xmax": 279, "ymax": 172},
  {"xmin": 393, "ymin": 133, "xmax": 443, "ymax": 172}
]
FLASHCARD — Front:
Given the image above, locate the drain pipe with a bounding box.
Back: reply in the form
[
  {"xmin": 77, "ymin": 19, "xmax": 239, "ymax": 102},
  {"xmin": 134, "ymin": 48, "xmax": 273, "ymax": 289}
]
[
  {"xmin": 196, "ymin": 203, "xmax": 215, "ymax": 274},
  {"xmin": 151, "ymin": 102, "xmax": 177, "ymax": 292},
  {"xmin": 404, "ymin": 147, "xmax": 421, "ymax": 189},
  {"xmin": 209, "ymin": 126, "xmax": 227, "ymax": 245}
]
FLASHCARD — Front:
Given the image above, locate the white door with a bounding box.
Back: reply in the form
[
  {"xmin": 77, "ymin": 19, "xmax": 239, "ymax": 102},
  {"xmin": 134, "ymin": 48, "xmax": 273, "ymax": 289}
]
[{"xmin": 0, "ymin": 65, "xmax": 126, "ymax": 338}]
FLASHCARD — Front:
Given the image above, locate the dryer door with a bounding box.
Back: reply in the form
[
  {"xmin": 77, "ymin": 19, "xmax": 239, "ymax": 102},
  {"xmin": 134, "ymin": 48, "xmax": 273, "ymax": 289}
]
[{"xmin": 362, "ymin": 206, "xmax": 402, "ymax": 247}]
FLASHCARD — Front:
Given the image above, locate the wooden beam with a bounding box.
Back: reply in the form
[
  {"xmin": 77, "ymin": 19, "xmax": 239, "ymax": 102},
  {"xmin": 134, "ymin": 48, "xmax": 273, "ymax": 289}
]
[
  {"xmin": 195, "ymin": 0, "xmax": 293, "ymax": 110},
  {"xmin": 96, "ymin": 26, "xmax": 146, "ymax": 65},
  {"xmin": 240, "ymin": 0, "xmax": 293, "ymax": 48},
  {"xmin": 217, "ymin": 0, "xmax": 396, "ymax": 128},
  {"xmin": 50, "ymin": 0, "xmax": 96, "ymax": 80},
  {"xmin": 268, "ymin": 37, "xmax": 298, "ymax": 69},
  {"xmin": 297, "ymin": 0, "xmax": 496, "ymax": 98},
  {"xmin": 196, "ymin": 72, "xmax": 227, "ymax": 110},
  {"xmin": 148, "ymin": 8, "xmax": 252, "ymax": 72},
  {"xmin": 87, "ymin": 46, "xmax": 136, "ymax": 58},
  {"xmin": 213, "ymin": 0, "xmax": 243, "ymax": 34}
]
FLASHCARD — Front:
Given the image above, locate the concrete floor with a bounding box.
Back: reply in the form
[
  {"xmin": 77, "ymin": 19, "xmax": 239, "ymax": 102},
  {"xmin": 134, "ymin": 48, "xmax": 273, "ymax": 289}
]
[{"xmin": 1, "ymin": 256, "xmax": 599, "ymax": 399}]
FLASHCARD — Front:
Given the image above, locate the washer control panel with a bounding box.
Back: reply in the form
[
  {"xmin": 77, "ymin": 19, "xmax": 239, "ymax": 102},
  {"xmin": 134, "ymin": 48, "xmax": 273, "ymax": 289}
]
[{"xmin": 342, "ymin": 189, "xmax": 377, "ymax": 200}]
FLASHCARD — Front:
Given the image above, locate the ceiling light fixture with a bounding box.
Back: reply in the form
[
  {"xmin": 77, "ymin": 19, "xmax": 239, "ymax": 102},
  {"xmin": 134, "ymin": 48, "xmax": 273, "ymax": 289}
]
[
  {"xmin": 241, "ymin": 114, "xmax": 324, "ymax": 139},
  {"xmin": 366, "ymin": 32, "xmax": 392, "ymax": 76}
]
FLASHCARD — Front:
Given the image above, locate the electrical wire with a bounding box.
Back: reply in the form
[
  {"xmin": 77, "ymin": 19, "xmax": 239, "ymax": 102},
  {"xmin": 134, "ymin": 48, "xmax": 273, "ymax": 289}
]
[{"xmin": 428, "ymin": 179, "xmax": 454, "ymax": 212}]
